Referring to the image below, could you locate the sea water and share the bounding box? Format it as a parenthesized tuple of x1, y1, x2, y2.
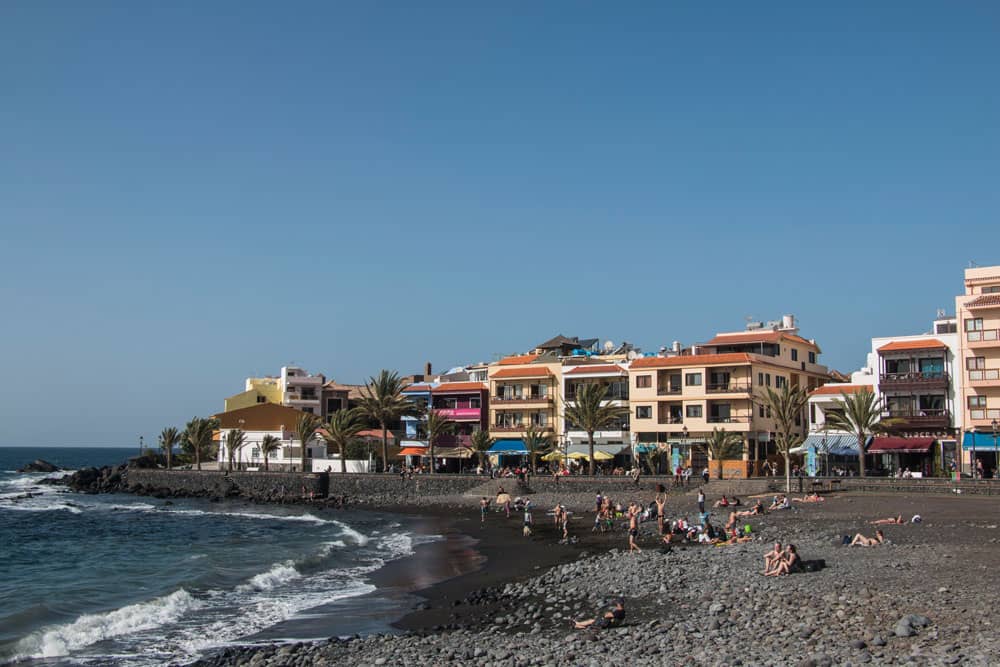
(0, 447, 445, 666)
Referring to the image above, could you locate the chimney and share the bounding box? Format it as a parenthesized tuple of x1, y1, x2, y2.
(424, 362, 432, 377)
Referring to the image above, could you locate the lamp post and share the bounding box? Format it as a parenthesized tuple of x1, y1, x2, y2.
(821, 433, 828, 477)
(139, 435, 144, 456)
(238, 419, 245, 470)
(681, 425, 689, 473)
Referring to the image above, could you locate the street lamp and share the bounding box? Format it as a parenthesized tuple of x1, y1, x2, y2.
(821, 432, 828, 477)
(139, 435, 144, 456)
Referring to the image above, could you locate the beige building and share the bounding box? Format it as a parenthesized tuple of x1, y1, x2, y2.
(487, 353, 564, 452)
(955, 265, 1000, 476)
(628, 324, 829, 476)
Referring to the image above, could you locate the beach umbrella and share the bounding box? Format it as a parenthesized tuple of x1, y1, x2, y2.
(540, 450, 565, 462)
(592, 451, 615, 461)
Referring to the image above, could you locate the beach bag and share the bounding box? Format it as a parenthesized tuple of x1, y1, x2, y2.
(802, 559, 826, 572)
(841, 535, 850, 545)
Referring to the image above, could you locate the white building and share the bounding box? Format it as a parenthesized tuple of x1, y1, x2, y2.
(214, 403, 326, 472)
(561, 362, 631, 458)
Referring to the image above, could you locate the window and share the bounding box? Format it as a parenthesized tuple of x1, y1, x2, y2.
(967, 357, 986, 370)
(775, 376, 786, 389)
(531, 412, 547, 426)
(935, 322, 957, 334)
(635, 406, 651, 419)
(685, 373, 703, 386)
(529, 383, 547, 399)
(791, 349, 798, 362)
(965, 318, 984, 332)
(759, 405, 765, 418)
(686, 404, 703, 418)
(810, 404, 817, 424)
(635, 375, 652, 388)
(969, 396, 987, 408)
(758, 372, 764, 386)
(257, 396, 267, 403)
(766, 407, 772, 418)
(302, 407, 313, 414)
(983, 286, 1000, 294)
(766, 373, 772, 387)
(808, 351, 816, 364)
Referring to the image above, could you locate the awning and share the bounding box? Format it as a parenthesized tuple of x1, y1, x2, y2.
(399, 440, 426, 449)
(397, 447, 427, 457)
(790, 434, 868, 457)
(566, 444, 627, 457)
(489, 439, 528, 454)
(962, 432, 1000, 450)
(435, 447, 473, 459)
(868, 437, 935, 455)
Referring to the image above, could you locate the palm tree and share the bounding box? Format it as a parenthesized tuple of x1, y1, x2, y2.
(562, 382, 629, 475)
(320, 409, 367, 474)
(823, 388, 898, 478)
(705, 427, 744, 480)
(259, 434, 281, 472)
(761, 385, 810, 493)
(225, 428, 246, 473)
(470, 430, 493, 470)
(425, 409, 456, 474)
(523, 422, 552, 472)
(295, 413, 323, 473)
(159, 427, 180, 470)
(356, 370, 417, 472)
(184, 417, 219, 471)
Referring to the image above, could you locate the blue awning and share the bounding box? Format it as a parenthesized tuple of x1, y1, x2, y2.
(963, 432, 1000, 450)
(489, 439, 528, 454)
(791, 434, 869, 457)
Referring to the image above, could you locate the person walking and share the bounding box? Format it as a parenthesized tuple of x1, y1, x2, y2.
(479, 497, 489, 524)
(627, 506, 642, 553)
(701, 467, 710, 484)
(697, 487, 706, 515)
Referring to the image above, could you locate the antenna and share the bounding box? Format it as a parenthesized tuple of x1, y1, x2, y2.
(936, 308, 946, 319)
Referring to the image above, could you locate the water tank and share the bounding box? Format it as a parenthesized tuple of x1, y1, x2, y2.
(782, 314, 795, 329)
(672, 341, 681, 353)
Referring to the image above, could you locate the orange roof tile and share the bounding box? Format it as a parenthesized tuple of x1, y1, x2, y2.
(402, 384, 433, 393)
(432, 382, 487, 393)
(498, 353, 540, 365)
(877, 339, 947, 352)
(809, 384, 872, 397)
(965, 294, 1000, 308)
(705, 331, 820, 351)
(492, 367, 553, 378)
(629, 353, 753, 369)
(564, 365, 627, 376)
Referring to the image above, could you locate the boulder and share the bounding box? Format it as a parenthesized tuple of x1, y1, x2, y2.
(17, 459, 60, 473)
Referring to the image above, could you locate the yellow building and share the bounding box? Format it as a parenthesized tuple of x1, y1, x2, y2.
(487, 353, 564, 457)
(628, 326, 828, 476)
(223, 377, 282, 412)
(955, 265, 1000, 476)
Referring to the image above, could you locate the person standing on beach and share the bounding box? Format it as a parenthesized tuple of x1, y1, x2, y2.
(655, 493, 666, 535)
(480, 497, 489, 523)
(697, 488, 706, 515)
(627, 505, 642, 553)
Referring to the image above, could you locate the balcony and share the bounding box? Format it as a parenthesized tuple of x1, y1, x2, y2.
(706, 415, 751, 424)
(435, 434, 473, 447)
(564, 391, 629, 402)
(966, 329, 1000, 348)
(657, 387, 682, 396)
(706, 382, 753, 394)
(968, 369, 1000, 387)
(657, 416, 684, 425)
(883, 409, 951, 430)
(491, 424, 553, 433)
(879, 371, 949, 390)
(492, 395, 553, 404)
(433, 407, 482, 420)
(969, 408, 1000, 424)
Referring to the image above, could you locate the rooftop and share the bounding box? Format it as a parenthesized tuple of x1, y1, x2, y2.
(629, 353, 754, 369)
(877, 339, 948, 352)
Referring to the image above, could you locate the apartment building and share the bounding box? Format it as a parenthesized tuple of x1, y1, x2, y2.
(628, 317, 829, 476)
(956, 265, 1000, 476)
(487, 352, 564, 457)
(562, 362, 630, 457)
(214, 402, 326, 472)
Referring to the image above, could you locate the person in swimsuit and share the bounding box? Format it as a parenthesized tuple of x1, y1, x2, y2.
(655, 493, 666, 535)
(850, 529, 885, 547)
(479, 497, 489, 524)
(574, 598, 626, 630)
(762, 542, 783, 573)
(765, 544, 800, 576)
(628, 506, 642, 553)
(869, 515, 903, 525)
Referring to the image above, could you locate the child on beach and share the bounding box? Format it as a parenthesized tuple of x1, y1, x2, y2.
(523, 504, 533, 537)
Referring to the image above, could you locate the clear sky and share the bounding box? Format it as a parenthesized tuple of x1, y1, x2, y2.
(1, 2, 998, 446)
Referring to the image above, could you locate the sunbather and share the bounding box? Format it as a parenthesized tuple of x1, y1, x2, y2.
(850, 529, 885, 547)
(574, 598, 626, 630)
(869, 514, 903, 525)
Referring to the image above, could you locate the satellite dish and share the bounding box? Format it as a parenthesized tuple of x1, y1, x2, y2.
(603, 340, 615, 352)
(627, 350, 640, 360)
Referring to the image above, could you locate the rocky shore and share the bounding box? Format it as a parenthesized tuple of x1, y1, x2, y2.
(186, 490, 1000, 667)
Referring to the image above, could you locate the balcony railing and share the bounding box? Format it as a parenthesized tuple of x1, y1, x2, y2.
(706, 415, 751, 423)
(564, 391, 629, 402)
(967, 329, 1000, 343)
(492, 395, 552, 403)
(657, 416, 684, 425)
(970, 408, 1000, 421)
(657, 387, 682, 396)
(968, 370, 1000, 382)
(706, 382, 753, 393)
(433, 407, 482, 420)
(492, 424, 552, 432)
(883, 409, 951, 427)
(880, 372, 949, 385)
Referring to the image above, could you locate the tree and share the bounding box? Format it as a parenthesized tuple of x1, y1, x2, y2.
(357, 370, 416, 472)
(159, 427, 180, 470)
(295, 413, 323, 473)
(523, 422, 552, 472)
(823, 388, 898, 478)
(470, 430, 493, 470)
(760, 385, 810, 493)
(425, 409, 455, 474)
(642, 445, 667, 475)
(224, 428, 246, 473)
(320, 409, 367, 474)
(705, 427, 744, 480)
(183, 417, 219, 471)
(562, 382, 629, 475)
(259, 434, 281, 472)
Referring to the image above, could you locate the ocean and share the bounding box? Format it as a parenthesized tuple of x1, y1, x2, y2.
(0, 447, 470, 666)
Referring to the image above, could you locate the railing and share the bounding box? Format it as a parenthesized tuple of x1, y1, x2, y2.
(285, 394, 319, 402)
(433, 408, 482, 420)
(492, 424, 552, 432)
(968, 369, 1000, 382)
(706, 382, 753, 393)
(657, 416, 684, 425)
(565, 392, 629, 402)
(492, 395, 552, 403)
(967, 329, 1000, 343)
(657, 387, 682, 396)
(884, 408, 949, 418)
(970, 408, 1000, 421)
(880, 372, 949, 384)
(706, 415, 751, 423)
(435, 434, 473, 447)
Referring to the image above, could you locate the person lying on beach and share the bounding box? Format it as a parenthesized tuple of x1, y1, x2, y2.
(869, 514, 903, 525)
(768, 495, 791, 511)
(713, 495, 730, 508)
(794, 493, 825, 503)
(764, 544, 801, 576)
(850, 530, 885, 547)
(574, 598, 626, 630)
(762, 542, 783, 573)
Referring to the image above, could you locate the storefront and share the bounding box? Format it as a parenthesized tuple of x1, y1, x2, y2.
(867, 437, 937, 477)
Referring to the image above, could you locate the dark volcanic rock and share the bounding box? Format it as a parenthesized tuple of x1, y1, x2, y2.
(46, 464, 130, 493)
(17, 459, 60, 473)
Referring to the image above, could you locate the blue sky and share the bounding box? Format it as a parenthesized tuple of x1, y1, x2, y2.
(1, 2, 998, 446)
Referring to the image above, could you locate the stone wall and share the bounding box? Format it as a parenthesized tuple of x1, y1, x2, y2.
(127, 469, 328, 501)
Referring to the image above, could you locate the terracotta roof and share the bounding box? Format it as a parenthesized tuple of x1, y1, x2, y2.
(498, 353, 540, 365)
(492, 366, 553, 378)
(704, 331, 820, 351)
(966, 294, 1000, 308)
(629, 353, 754, 369)
(564, 365, 627, 376)
(213, 402, 315, 430)
(432, 382, 488, 393)
(356, 429, 394, 440)
(810, 384, 871, 397)
(402, 384, 434, 393)
(877, 339, 947, 352)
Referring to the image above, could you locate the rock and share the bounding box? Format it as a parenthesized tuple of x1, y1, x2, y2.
(893, 620, 917, 638)
(709, 603, 726, 615)
(850, 639, 867, 649)
(18, 459, 60, 473)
